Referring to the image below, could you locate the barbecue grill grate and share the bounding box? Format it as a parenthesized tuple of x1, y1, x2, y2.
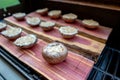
(0, 46, 47, 80)
(88, 46, 120, 80)
(1, 45, 120, 80)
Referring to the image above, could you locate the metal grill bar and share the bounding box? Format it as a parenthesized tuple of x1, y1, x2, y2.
(93, 71, 104, 80)
(107, 52, 119, 75)
(113, 52, 120, 76)
(0, 49, 33, 80)
(87, 46, 120, 80)
(0, 73, 6, 80)
(92, 70, 98, 80)
(116, 59, 120, 78)
(0, 46, 47, 80)
(105, 50, 114, 73)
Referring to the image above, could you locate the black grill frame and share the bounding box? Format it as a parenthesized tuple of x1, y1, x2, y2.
(0, 46, 47, 80)
(88, 46, 120, 80)
(1, 0, 120, 80)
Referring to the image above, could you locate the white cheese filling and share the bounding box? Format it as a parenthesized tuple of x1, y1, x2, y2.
(40, 21, 55, 27)
(59, 26, 78, 35)
(36, 8, 48, 13)
(43, 42, 67, 57)
(26, 17, 41, 25)
(1, 27, 22, 37)
(14, 34, 37, 46)
(13, 12, 26, 18)
(0, 22, 7, 29)
(82, 19, 99, 26)
(62, 13, 77, 19)
(48, 10, 61, 16)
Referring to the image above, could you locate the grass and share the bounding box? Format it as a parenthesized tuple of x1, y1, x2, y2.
(0, 0, 20, 11)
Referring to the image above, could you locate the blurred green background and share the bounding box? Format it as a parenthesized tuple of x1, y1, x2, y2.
(0, 0, 20, 11)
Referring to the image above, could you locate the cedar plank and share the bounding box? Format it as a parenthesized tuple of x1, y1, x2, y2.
(20, 39, 94, 80)
(28, 12, 112, 43)
(4, 17, 105, 57)
(0, 32, 94, 80)
(0, 35, 25, 58)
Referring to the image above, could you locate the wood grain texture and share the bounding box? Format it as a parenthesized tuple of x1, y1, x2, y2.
(0, 33, 94, 80)
(27, 12, 112, 43)
(4, 16, 105, 58)
(0, 35, 25, 58)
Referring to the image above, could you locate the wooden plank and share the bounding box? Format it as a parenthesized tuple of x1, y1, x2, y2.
(4, 13, 112, 43)
(0, 35, 25, 58)
(27, 12, 112, 43)
(0, 33, 94, 80)
(4, 17, 105, 61)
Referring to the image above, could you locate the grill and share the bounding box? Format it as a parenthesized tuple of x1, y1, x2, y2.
(88, 46, 120, 80)
(0, 46, 46, 80)
(1, 45, 120, 80)
(0, 73, 6, 80)
(0, 0, 120, 80)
